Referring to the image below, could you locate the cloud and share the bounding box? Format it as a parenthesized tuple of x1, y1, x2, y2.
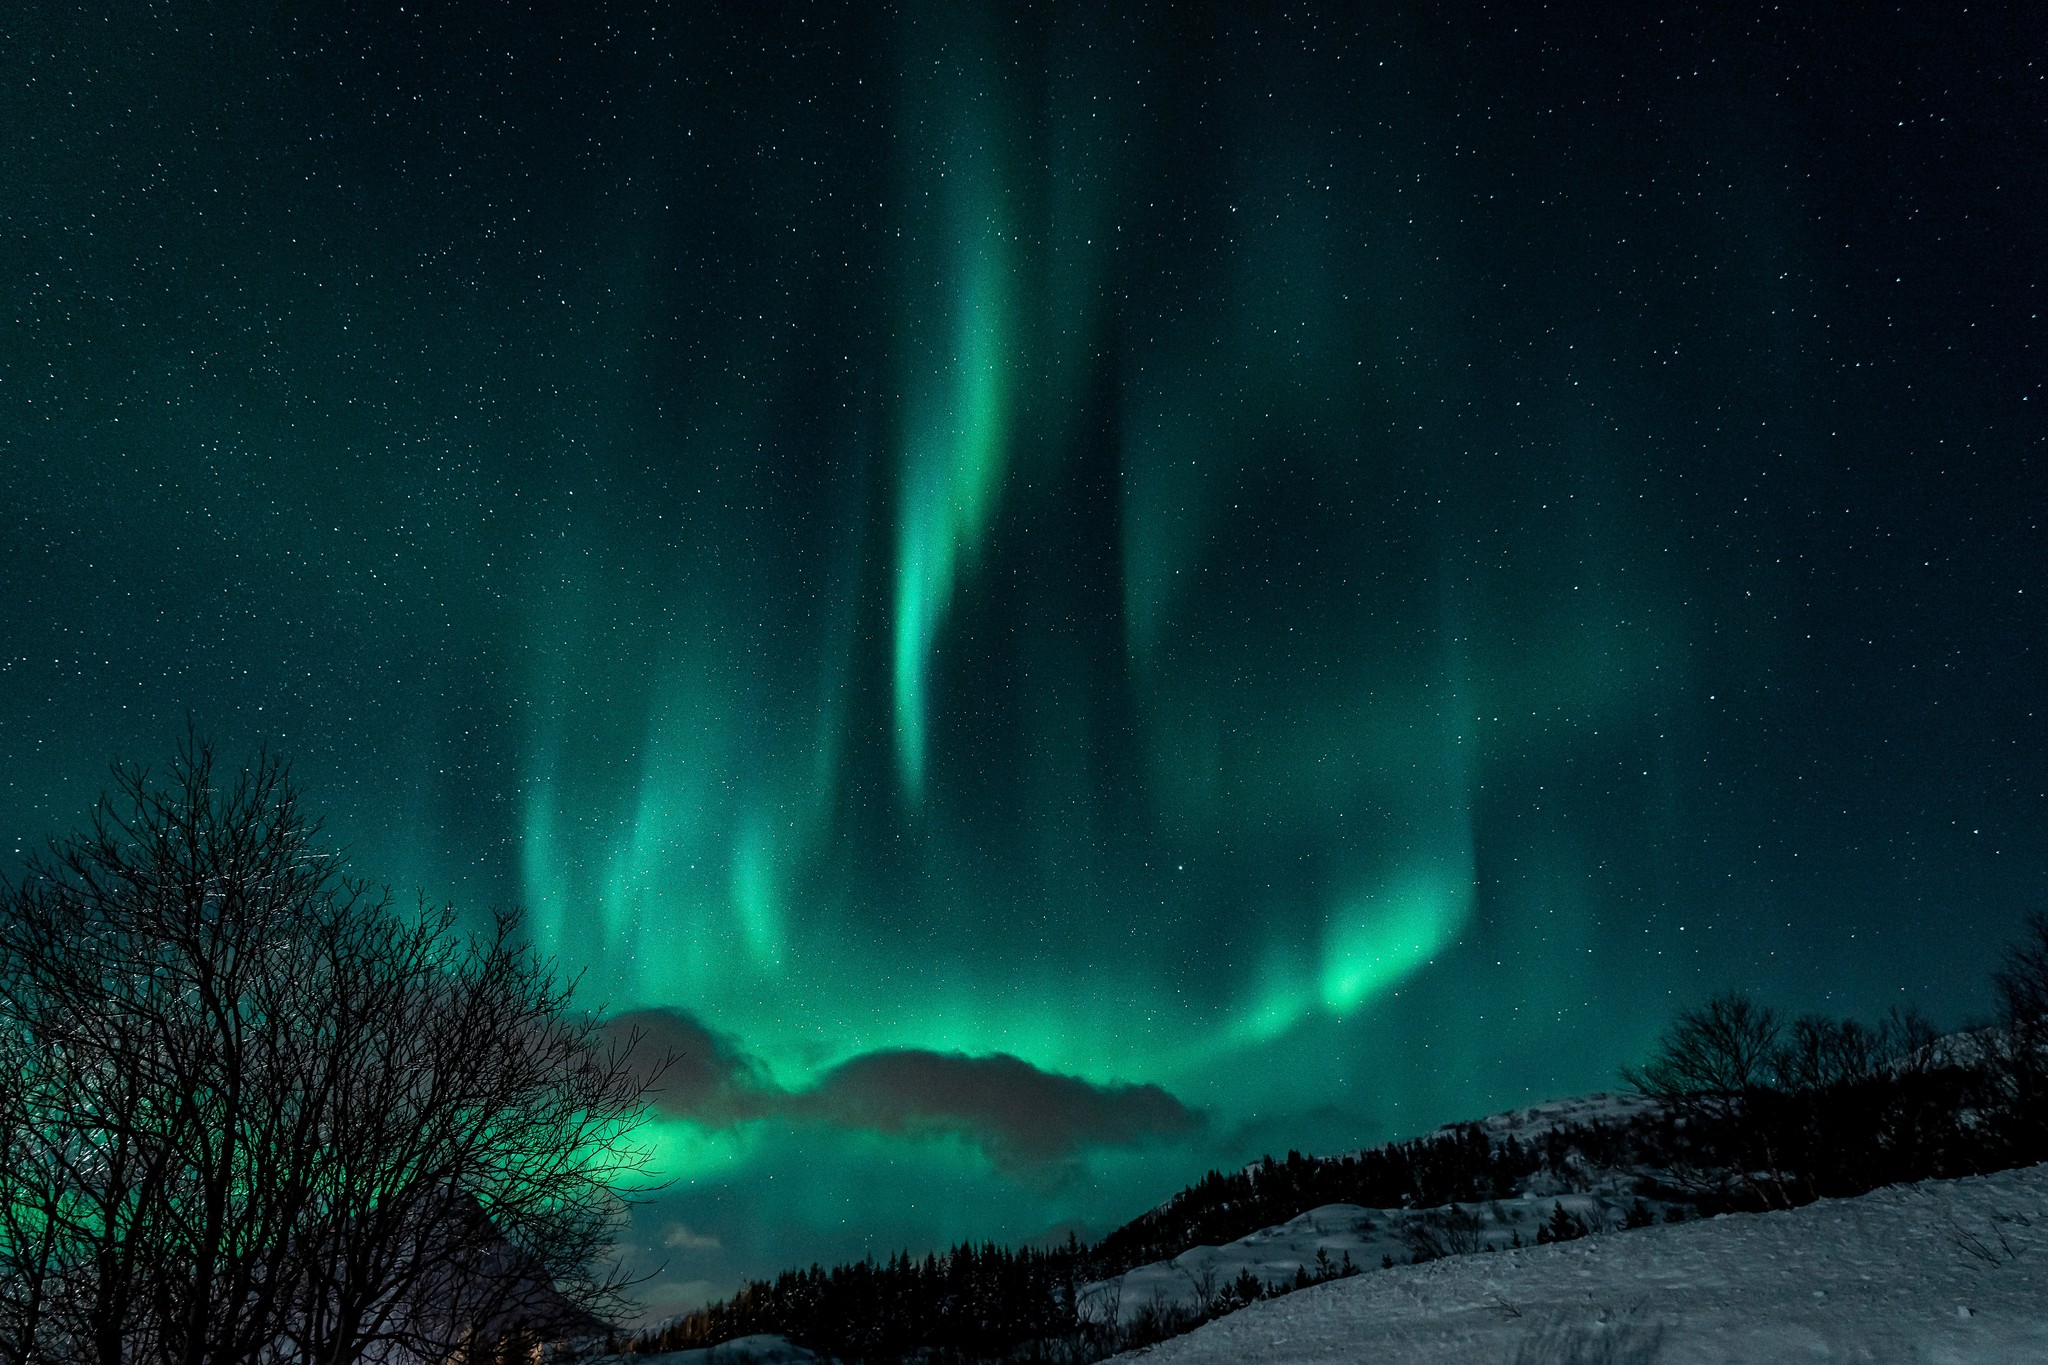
(607, 1007, 1204, 1170)
(799, 1048, 1204, 1168)
(604, 1007, 779, 1125)
(661, 1222, 723, 1253)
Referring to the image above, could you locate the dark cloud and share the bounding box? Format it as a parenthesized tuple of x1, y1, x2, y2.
(799, 1049, 1205, 1168)
(604, 1007, 779, 1125)
(607, 1008, 1204, 1169)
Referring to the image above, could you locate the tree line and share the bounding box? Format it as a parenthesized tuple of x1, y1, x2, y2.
(625, 1119, 1694, 1363)
(633, 916, 2048, 1364)
(1617, 917, 2048, 1207)
(622, 1231, 1370, 1364)
(631, 1241, 1093, 1363)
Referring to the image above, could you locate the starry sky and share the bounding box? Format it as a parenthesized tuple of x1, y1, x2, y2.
(3, 0, 2044, 1319)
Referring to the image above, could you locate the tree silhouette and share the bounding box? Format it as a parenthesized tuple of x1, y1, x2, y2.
(1989, 911, 2048, 1156)
(1623, 992, 1782, 1099)
(0, 741, 666, 1365)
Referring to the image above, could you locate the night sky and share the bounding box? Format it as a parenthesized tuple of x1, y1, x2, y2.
(4, 0, 2045, 1318)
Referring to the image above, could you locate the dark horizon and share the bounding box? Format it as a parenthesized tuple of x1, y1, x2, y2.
(4, 0, 2043, 1318)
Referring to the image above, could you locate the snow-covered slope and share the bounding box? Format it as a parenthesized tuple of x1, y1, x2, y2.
(1086, 1186, 1656, 1325)
(1086, 1092, 1680, 1322)
(1427, 1091, 1667, 1146)
(607, 1334, 817, 1365)
(1109, 1163, 2048, 1364)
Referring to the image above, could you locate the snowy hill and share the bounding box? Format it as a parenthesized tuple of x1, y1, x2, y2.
(1424, 1091, 1668, 1146)
(1107, 1163, 2048, 1364)
(1085, 1188, 1650, 1326)
(618, 1335, 818, 1365)
(1084, 1093, 1682, 1324)
(623, 1068, 2041, 1363)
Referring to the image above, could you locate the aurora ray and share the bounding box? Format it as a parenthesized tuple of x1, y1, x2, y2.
(2, 0, 2041, 1323)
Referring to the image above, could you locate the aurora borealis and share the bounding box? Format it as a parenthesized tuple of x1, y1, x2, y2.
(4, 0, 2045, 1319)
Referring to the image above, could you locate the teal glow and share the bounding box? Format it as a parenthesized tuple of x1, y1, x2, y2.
(13, 0, 2029, 1321)
(729, 810, 786, 968)
(890, 23, 1018, 804)
(643, 1117, 765, 1184)
(1321, 863, 1475, 1014)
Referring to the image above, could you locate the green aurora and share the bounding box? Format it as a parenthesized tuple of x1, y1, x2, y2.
(4, 0, 2043, 1318)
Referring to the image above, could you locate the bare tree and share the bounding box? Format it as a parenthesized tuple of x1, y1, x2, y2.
(283, 904, 660, 1365)
(1774, 1010, 1934, 1093)
(1402, 1204, 1487, 1263)
(0, 742, 667, 1365)
(1621, 991, 1795, 1207)
(1622, 992, 1782, 1099)
(1988, 911, 2048, 1156)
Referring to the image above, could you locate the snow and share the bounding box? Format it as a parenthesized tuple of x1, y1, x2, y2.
(1431, 1091, 1668, 1145)
(1106, 1163, 2048, 1364)
(1086, 1092, 1681, 1323)
(1086, 1187, 1655, 1325)
(612, 1336, 816, 1365)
